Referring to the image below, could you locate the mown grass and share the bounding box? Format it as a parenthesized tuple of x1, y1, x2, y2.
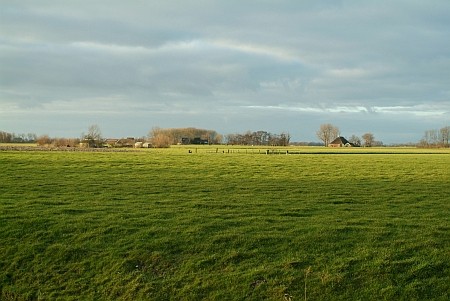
(0, 148, 449, 300)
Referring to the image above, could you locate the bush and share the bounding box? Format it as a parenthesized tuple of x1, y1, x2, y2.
(151, 134, 171, 148)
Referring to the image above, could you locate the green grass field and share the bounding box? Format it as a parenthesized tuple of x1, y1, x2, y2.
(1, 147, 449, 300)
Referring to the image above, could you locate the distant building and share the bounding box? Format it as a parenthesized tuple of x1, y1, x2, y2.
(104, 138, 136, 148)
(192, 137, 209, 145)
(329, 136, 357, 147)
(181, 137, 209, 145)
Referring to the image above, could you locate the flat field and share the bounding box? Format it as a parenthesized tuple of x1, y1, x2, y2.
(0, 147, 449, 300)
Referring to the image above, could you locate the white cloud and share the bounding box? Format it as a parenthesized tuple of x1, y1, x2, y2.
(70, 41, 151, 55)
(69, 38, 302, 64)
(372, 104, 449, 116)
(210, 39, 301, 63)
(244, 103, 449, 117)
(327, 68, 369, 78)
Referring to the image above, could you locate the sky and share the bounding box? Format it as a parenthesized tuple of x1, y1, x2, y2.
(1, 0, 449, 143)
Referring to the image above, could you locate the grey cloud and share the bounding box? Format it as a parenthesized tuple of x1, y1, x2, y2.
(1, 1, 449, 143)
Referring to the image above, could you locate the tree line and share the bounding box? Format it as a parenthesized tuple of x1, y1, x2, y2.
(2, 123, 449, 148)
(148, 128, 291, 147)
(148, 127, 223, 148)
(0, 131, 37, 143)
(225, 131, 291, 146)
(418, 126, 450, 148)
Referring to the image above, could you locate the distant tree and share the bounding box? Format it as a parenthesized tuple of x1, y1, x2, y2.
(148, 127, 170, 148)
(148, 127, 171, 148)
(279, 132, 291, 146)
(316, 124, 340, 147)
(420, 129, 438, 147)
(429, 129, 439, 146)
(251, 131, 268, 145)
(36, 135, 52, 146)
(373, 140, 384, 147)
(0, 131, 13, 143)
(53, 138, 80, 147)
(362, 132, 375, 147)
(83, 124, 103, 147)
(215, 133, 224, 144)
(152, 134, 171, 148)
(0, 131, 37, 143)
(225, 134, 235, 145)
(11, 133, 23, 143)
(348, 135, 361, 146)
(36, 135, 80, 147)
(419, 126, 450, 148)
(266, 132, 291, 146)
(27, 133, 37, 142)
(440, 126, 450, 147)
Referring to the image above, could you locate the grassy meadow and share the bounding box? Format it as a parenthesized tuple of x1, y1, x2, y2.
(0, 147, 449, 300)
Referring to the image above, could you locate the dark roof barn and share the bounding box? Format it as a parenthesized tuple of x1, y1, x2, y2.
(329, 136, 354, 147)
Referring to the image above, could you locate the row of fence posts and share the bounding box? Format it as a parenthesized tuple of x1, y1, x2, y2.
(189, 148, 290, 154)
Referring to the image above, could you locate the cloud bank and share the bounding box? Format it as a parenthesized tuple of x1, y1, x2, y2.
(1, 0, 449, 143)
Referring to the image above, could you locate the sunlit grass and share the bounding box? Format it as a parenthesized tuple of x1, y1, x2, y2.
(0, 148, 449, 300)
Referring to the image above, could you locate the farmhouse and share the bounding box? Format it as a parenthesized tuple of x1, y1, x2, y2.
(181, 137, 209, 145)
(104, 139, 119, 147)
(329, 136, 356, 147)
(134, 142, 152, 148)
(104, 138, 136, 148)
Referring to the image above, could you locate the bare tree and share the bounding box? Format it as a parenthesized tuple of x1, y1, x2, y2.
(421, 129, 436, 147)
(440, 126, 450, 147)
(152, 134, 171, 148)
(279, 132, 291, 146)
(84, 124, 103, 147)
(362, 132, 375, 147)
(36, 135, 52, 146)
(316, 124, 340, 146)
(348, 135, 361, 146)
(148, 127, 171, 148)
(419, 127, 450, 148)
(0, 131, 13, 143)
(27, 133, 37, 142)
